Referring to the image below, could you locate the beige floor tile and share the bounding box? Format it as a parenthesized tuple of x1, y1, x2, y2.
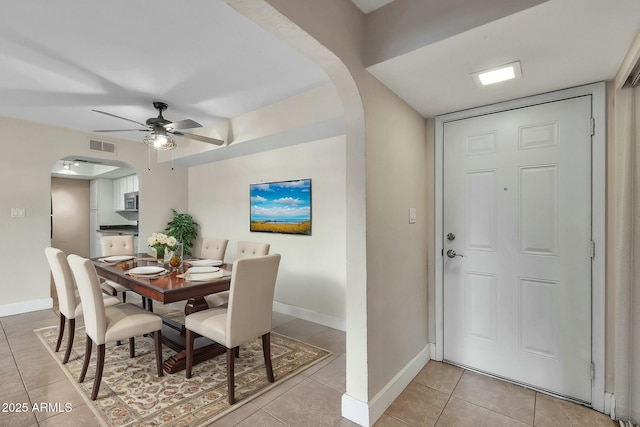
(37, 403, 101, 427)
(209, 402, 262, 427)
(453, 371, 535, 424)
(18, 357, 68, 391)
(1, 309, 58, 327)
(534, 393, 617, 427)
(0, 390, 38, 427)
(263, 378, 344, 427)
(437, 396, 529, 427)
(0, 369, 27, 400)
(310, 353, 346, 393)
(252, 373, 306, 408)
(272, 312, 297, 328)
(304, 327, 346, 355)
(413, 361, 464, 395)
(385, 381, 449, 427)
(273, 318, 329, 341)
(374, 414, 412, 426)
(27, 377, 86, 421)
(336, 416, 368, 426)
(235, 408, 288, 426)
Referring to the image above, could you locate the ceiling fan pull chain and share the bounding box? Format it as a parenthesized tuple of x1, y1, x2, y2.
(148, 145, 151, 171)
(171, 150, 174, 171)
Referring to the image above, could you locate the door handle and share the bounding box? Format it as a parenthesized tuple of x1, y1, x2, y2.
(446, 249, 464, 258)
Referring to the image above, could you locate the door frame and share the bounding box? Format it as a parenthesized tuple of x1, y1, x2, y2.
(434, 82, 606, 411)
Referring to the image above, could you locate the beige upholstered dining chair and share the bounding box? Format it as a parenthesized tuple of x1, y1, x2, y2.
(185, 254, 281, 404)
(204, 240, 270, 308)
(67, 254, 164, 400)
(200, 238, 229, 260)
(100, 235, 136, 304)
(45, 247, 120, 364)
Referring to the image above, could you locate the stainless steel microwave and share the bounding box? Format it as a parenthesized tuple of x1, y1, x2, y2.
(124, 192, 138, 210)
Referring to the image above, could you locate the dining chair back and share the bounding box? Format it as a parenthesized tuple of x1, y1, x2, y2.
(205, 240, 270, 309)
(200, 238, 229, 260)
(67, 254, 164, 400)
(100, 235, 135, 256)
(186, 254, 281, 404)
(44, 247, 119, 364)
(235, 241, 270, 260)
(99, 235, 139, 306)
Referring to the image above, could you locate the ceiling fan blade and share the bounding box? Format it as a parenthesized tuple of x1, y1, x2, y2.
(174, 131, 225, 146)
(164, 118, 202, 130)
(92, 109, 149, 128)
(94, 129, 149, 132)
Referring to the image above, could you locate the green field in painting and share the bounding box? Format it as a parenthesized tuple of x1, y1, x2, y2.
(250, 221, 311, 235)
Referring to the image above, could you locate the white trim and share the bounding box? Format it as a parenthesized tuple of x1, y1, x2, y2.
(605, 392, 615, 418)
(0, 298, 53, 317)
(429, 342, 437, 360)
(341, 344, 431, 426)
(341, 394, 370, 427)
(272, 300, 345, 331)
(434, 82, 606, 411)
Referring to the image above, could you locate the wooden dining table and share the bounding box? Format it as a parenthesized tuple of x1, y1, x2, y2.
(92, 255, 231, 374)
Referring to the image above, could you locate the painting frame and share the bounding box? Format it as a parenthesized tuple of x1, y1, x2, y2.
(250, 179, 312, 235)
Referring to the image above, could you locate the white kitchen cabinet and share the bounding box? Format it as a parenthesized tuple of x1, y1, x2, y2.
(112, 178, 122, 211)
(133, 174, 139, 192)
(91, 178, 131, 257)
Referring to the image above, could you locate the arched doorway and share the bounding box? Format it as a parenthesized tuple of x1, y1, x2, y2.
(50, 155, 138, 299)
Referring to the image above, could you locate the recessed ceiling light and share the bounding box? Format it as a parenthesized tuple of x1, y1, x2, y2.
(472, 61, 522, 87)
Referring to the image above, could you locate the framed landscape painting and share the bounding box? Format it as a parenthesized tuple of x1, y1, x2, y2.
(250, 179, 312, 235)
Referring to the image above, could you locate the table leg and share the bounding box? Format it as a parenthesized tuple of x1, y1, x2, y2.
(161, 296, 223, 374)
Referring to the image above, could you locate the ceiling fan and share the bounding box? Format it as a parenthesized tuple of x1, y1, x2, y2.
(92, 101, 224, 150)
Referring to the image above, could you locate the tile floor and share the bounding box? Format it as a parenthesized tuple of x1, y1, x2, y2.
(0, 298, 618, 427)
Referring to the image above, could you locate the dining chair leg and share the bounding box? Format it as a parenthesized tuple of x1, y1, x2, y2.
(262, 333, 274, 383)
(129, 337, 135, 358)
(154, 330, 164, 377)
(62, 318, 75, 364)
(122, 292, 127, 303)
(91, 344, 106, 400)
(79, 336, 93, 383)
(227, 347, 237, 405)
(185, 329, 194, 379)
(235, 347, 240, 358)
(142, 297, 147, 310)
(55, 314, 66, 352)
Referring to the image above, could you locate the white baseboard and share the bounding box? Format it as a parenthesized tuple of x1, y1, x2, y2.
(606, 392, 615, 419)
(0, 298, 53, 317)
(272, 301, 345, 331)
(342, 343, 431, 426)
(429, 342, 437, 360)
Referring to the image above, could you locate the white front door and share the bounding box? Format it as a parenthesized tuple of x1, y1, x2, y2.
(443, 96, 592, 402)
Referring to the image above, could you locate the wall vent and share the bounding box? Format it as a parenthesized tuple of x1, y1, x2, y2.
(89, 139, 116, 154)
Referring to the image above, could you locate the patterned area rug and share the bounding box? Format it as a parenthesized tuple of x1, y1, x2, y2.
(35, 325, 331, 426)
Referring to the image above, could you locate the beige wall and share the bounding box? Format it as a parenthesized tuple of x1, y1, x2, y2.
(0, 116, 187, 315)
(234, 0, 431, 411)
(189, 136, 347, 324)
(51, 177, 90, 257)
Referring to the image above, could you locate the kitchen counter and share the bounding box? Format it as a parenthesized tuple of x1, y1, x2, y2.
(98, 225, 138, 236)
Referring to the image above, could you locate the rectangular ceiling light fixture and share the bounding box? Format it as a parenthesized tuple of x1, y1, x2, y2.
(472, 61, 522, 87)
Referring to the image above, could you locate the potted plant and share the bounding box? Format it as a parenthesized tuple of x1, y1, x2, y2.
(165, 209, 198, 255)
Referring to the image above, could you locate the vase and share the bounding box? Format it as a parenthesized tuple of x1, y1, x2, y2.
(169, 242, 183, 271)
(156, 247, 165, 266)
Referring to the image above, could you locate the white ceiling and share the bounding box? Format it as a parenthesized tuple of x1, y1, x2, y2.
(0, 1, 329, 146)
(2, 0, 640, 162)
(366, 0, 640, 117)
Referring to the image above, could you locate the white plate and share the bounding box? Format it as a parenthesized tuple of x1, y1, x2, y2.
(188, 266, 220, 274)
(187, 272, 222, 281)
(188, 259, 223, 267)
(103, 255, 134, 263)
(127, 266, 165, 275)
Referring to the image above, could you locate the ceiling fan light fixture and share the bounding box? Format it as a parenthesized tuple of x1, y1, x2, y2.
(143, 133, 177, 151)
(472, 61, 522, 87)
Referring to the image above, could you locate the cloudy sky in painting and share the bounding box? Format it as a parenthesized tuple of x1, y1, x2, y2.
(250, 179, 311, 221)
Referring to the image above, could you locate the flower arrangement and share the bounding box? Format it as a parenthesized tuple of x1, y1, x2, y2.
(148, 232, 177, 260)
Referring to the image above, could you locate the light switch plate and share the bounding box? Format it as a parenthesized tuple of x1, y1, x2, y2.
(409, 207, 416, 224)
(10, 207, 26, 218)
